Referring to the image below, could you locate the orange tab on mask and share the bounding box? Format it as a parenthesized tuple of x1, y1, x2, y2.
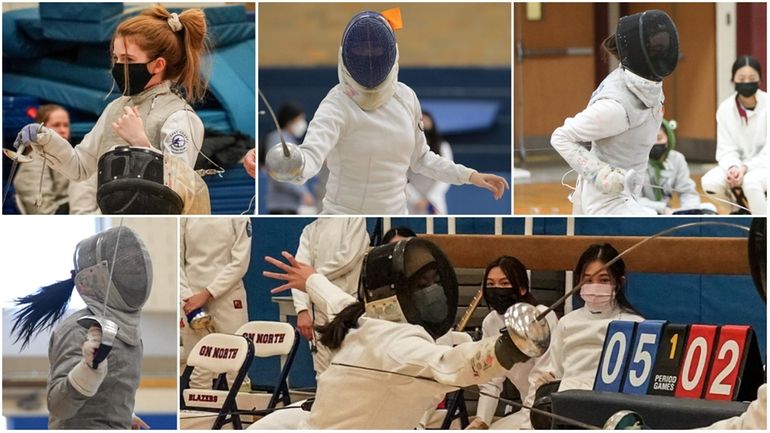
(380, 8, 403, 30)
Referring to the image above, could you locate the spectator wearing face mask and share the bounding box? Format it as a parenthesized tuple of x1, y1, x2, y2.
(701, 55, 767, 215)
(466, 256, 559, 430)
(639, 119, 712, 214)
(526, 244, 643, 400)
(407, 111, 455, 214)
(261, 102, 315, 214)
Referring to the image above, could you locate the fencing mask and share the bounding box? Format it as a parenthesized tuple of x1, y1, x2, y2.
(11, 226, 152, 351)
(341, 11, 398, 89)
(360, 238, 458, 339)
(616, 9, 679, 81)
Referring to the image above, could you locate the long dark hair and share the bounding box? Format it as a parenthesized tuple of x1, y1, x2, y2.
(602, 33, 619, 63)
(573, 243, 637, 314)
(482, 256, 537, 306)
(11, 273, 76, 349)
(422, 110, 443, 155)
(315, 301, 365, 350)
(731, 55, 762, 82)
(381, 226, 417, 245)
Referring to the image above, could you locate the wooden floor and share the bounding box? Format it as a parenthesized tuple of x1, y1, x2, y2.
(514, 174, 732, 215)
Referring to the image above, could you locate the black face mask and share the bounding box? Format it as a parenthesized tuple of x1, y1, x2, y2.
(649, 143, 667, 161)
(735, 82, 760, 98)
(112, 62, 155, 96)
(485, 286, 519, 315)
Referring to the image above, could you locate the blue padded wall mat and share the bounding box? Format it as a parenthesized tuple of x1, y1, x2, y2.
(209, 39, 255, 137)
(39, 2, 124, 21)
(4, 73, 115, 114)
(8, 58, 115, 91)
(3, 8, 72, 58)
(204, 163, 255, 215)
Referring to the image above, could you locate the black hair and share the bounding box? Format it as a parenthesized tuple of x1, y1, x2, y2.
(11, 273, 76, 349)
(421, 110, 443, 155)
(573, 243, 637, 314)
(276, 102, 305, 128)
(482, 255, 537, 305)
(731, 55, 762, 81)
(381, 226, 417, 245)
(315, 301, 365, 350)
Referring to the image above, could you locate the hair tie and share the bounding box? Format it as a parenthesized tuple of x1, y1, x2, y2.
(167, 13, 182, 32)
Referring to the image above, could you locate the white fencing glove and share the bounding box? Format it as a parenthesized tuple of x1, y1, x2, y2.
(67, 325, 108, 397)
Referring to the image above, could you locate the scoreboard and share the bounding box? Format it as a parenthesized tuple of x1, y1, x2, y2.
(594, 321, 763, 402)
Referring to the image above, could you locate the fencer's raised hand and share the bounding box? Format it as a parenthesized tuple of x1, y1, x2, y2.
(131, 413, 150, 430)
(296, 310, 314, 341)
(243, 148, 257, 178)
(14, 123, 42, 149)
(67, 325, 108, 397)
(112, 106, 151, 148)
(594, 165, 626, 195)
(83, 325, 103, 368)
(182, 290, 212, 315)
(263, 251, 316, 294)
(469, 172, 509, 200)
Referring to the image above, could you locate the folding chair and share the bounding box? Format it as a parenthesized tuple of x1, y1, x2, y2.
(235, 321, 300, 416)
(179, 333, 254, 430)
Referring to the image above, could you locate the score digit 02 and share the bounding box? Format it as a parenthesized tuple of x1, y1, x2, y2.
(594, 321, 763, 401)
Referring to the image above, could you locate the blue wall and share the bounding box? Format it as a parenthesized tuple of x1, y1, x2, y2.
(244, 217, 766, 390)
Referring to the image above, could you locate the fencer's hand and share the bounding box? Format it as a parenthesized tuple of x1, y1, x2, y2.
(14, 123, 42, 149)
(132, 413, 150, 430)
(182, 290, 212, 315)
(469, 172, 509, 200)
(465, 418, 489, 430)
(82, 326, 103, 369)
(263, 251, 316, 293)
(112, 106, 152, 148)
(532, 371, 557, 390)
(594, 165, 625, 195)
(726, 165, 747, 187)
(296, 310, 314, 341)
(243, 149, 257, 178)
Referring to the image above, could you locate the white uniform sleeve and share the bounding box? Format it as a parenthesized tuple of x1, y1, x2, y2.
(409, 96, 475, 185)
(702, 384, 766, 429)
(715, 105, 744, 171)
(475, 314, 506, 424)
(316, 217, 369, 283)
(292, 225, 314, 314)
(551, 99, 629, 180)
(386, 334, 508, 390)
(424, 142, 454, 207)
(745, 141, 768, 172)
(670, 153, 701, 210)
(294, 94, 347, 184)
(305, 273, 358, 318)
(161, 110, 204, 168)
(205, 218, 251, 299)
(33, 105, 112, 182)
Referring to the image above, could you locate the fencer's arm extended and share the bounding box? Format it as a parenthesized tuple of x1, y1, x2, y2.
(701, 384, 766, 429)
(205, 218, 252, 299)
(714, 108, 745, 172)
(291, 95, 347, 184)
(551, 99, 629, 181)
(30, 110, 112, 182)
(47, 325, 106, 419)
(315, 218, 369, 282)
(409, 98, 475, 185)
(387, 333, 522, 392)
